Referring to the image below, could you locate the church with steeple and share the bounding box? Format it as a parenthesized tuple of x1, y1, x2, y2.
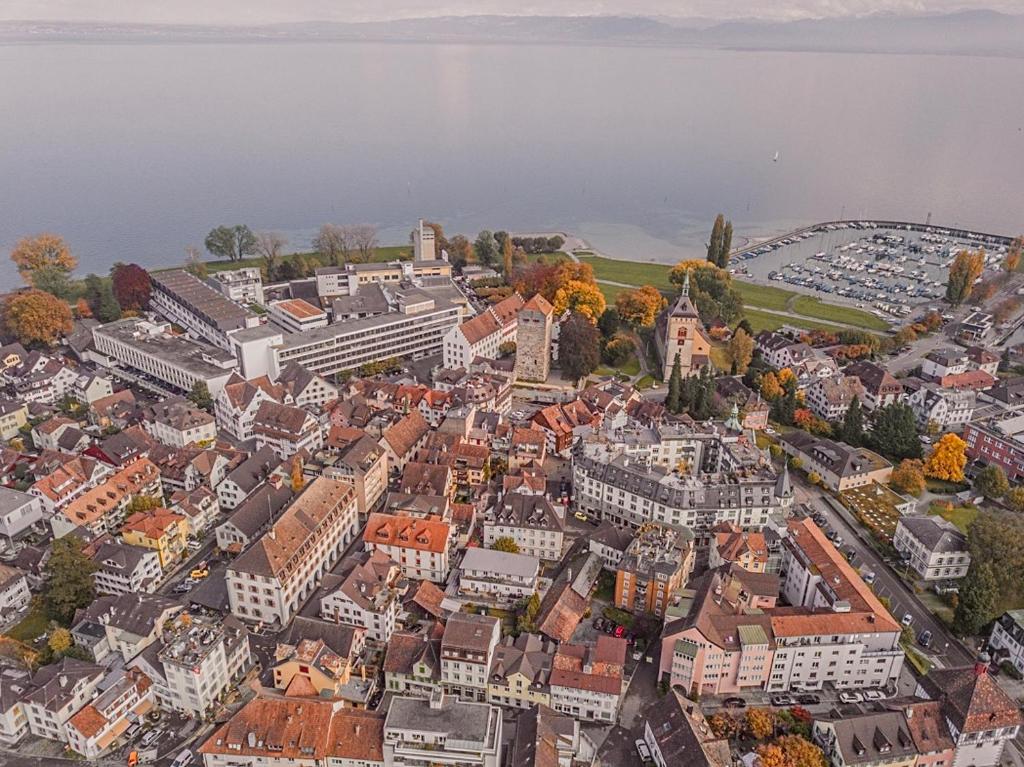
(660, 272, 712, 380)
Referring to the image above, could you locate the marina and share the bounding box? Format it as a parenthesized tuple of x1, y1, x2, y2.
(730, 220, 1015, 323)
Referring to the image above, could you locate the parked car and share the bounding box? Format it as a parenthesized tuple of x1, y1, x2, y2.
(769, 694, 793, 707)
(918, 630, 933, 649)
(838, 691, 864, 704)
(635, 739, 652, 762)
(845, 548, 857, 562)
(140, 729, 163, 748)
(722, 697, 747, 709)
(863, 689, 885, 701)
(172, 582, 192, 594)
(796, 694, 821, 706)
(574, 512, 589, 523)
(614, 626, 626, 638)
(862, 571, 876, 585)
(901, 613, 914, 627)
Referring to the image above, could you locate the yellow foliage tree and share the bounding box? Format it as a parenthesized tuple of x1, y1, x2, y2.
(48, 627, 72, 655)
(776, 368, 796, 387)
(924, 433, 968, 482)
(945, 249, 986, 305)
(2, 289, 73, 346)
(10, 233, 77, 286)
(891, 458, 926, 496)
(745, 707, 775, 739)
(778, 735, 827, 767)
(1005, 236, 1021, 272)
(553, 280, 606, 324)
(756, 744, 788, 767)
(728, 328, 755, 374)
(291, 456, 305, 492)
(615, 285, 665, 328)
(760, 371, 782, 400)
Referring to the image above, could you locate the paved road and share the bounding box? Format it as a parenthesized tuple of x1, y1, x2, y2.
(795, 481, 974, 668)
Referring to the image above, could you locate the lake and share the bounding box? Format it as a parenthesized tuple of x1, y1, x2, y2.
(1, 41, 1022, 283)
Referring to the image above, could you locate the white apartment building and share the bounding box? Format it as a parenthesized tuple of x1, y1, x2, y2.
(21, 659, 106, 744)
(227, 477, 359, 625)
(142, 396, 217, 447)
(65, 669, 152, 760)
(275, 287, 461, 377)
(384, 693, 502, 767)
(440, 613, 501, 703)
(482, 492, 564, 561)
(363, 513, 452, 583)
(214, 373, 287, 443)
(208, 267, 264, 305)
(906, 383, 976, 429)
(442, 294, 523, 370)
(0, 487, 45, 543)
(252, 400, 323, 459)
(893, 516, 971, 581)
(805, 375, 865, 421)
(0, 677, 31, 746)
(150, 268, 260, 351)
(91, 318, 237, 398)
(91, 543, 162, 596)
(458, 548, 539, 607)
(314, 259, 453, 298)
(267, 298, 329, 334)
(0, 565, 30, 614)
(319, 550, 402, 642)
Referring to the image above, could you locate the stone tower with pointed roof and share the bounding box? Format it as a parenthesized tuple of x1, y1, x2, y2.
(661, 272, 712, 380)
(515, 294, 554, 383)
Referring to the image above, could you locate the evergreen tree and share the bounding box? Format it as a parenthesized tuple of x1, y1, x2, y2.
(43, 537, 96, 624)
(869, 403, 922, 460)
(771, 379, 798, 425)
(841, 396, 864, 446)
(720, 221, 733, 269)
(188, 381, 213, 411)
(666, 354, 683, 413)
(707, 214, 725, 265)
(953, 562, 998, 636)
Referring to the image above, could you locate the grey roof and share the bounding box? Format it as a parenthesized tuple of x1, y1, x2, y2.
(589, 521, 634, 553)
(828, 711, 917, 766)
(331, 283, 390, 318)
(94, 319, 237, 377)
(151, 269, 255, 332)
(644, 691, 730, 767)
(24, 658, 105, 712)
(488, 493, 563, 532)
(280, 616, 361, 659)
(384, 694, 495, 745)
(223, 446, 284, 495)
(0, 487, 37, 518)
(93, 542, 155, 574)
(223, 482, 295, 539)
(187, 570, 230, 612)
(898, 515, 968, 554)
(75, 593, 181, 639)
(460, 547, 539, 579)
(144, 396, 214, 432)
(781, 431, 891, 479)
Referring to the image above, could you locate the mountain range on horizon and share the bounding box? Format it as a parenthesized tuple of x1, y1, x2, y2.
(2, 9, 1023, 58)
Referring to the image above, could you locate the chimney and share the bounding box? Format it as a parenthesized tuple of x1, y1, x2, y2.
(975, 652, 991, 677)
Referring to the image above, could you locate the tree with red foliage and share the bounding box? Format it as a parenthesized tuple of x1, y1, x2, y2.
(110, 263, 152, 311)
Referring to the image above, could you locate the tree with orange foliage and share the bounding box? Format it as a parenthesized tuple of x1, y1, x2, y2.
(760, 371, 783, 400)
(776, 368, 796, 387)
(556, 260, 596, 285)
(891, 458, 926, 496)
(708, 712, 742, 740)
(924, 433, 968, 482)
(1005, 236, 1022, 272)
(615, 285, 666, 328)
(291, 456, 305, 492)
(745, 707, 776, 739)
(945, 249, 986, 305)
(75, 297, 92, 319)
(756, 743, 788, 767)
(553, 280, 606, 324)
(728, 328, 755, 374)
(10, 233, 78, 286)
(777, 735, 827, 767)
(3, 289, 73, 346)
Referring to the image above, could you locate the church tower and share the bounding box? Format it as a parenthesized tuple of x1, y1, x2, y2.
(661, 272, 712, 380)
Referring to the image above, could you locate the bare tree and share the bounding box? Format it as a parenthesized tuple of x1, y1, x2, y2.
(313, 224, 349, 266)
(255, 231, 288, 281)
(183, 245, 206, 278)
(351, 224, 378, 264)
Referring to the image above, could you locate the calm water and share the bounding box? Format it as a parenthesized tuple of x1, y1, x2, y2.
(1, 41, 1022, 283)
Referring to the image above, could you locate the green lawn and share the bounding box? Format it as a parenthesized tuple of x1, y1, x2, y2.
(597, 283, 630, 304)
(524, 251, 570, 264)
(577, 256, 673, 290)
(742, 308, 849, 335)
(7, 604, 49, 642)
(635, 375, 656, 390)
(790, 295, 891, 331)
(734, 281, 795, 312)
(928, 501, 978, 534)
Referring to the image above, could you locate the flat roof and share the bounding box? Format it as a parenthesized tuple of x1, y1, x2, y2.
(273, 299, 326, 320)
(151, 269, 255, 331)
(95, 319, 235, 378)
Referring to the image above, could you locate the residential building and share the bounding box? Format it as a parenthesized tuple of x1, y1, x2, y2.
(149, 268, 260, 351)
(199, 697, 385, 767)
(383, 627, 443, 698)
(320, 426, 388, 516)
(71, 373, 113, 406)
(253, 400, 323, 459)
(21, 658, 105, 744)
(443, 294, 524, 370)
(226, 477, 359, 625)
(215, 445, 284, 511)
(87, 390, 136, 431)
(214, 372, 287, 443)
(531, 399, 599, 456)
(709, 522, 769, 573)
(207, 266, 264, 305)
(169, 486, 219, 536)
(549, 636, 626, 723)
(905, 381, 976, 429)
(441, 613, 501, 702)
(514, 294, 554, 383)
(214, 481, 294, 554)
(813, 710, 918, 767)
(844, 360, 904, 411)
(319, 550, 404, 642)
(32, 416, 77, 452)
(779, 432, 892, 492)
(486, 634, 554, 710)
(915, 664, 1022, 767)
(989, 610, 1024, 676)
(92, 318, 237, 397)
(893, 516, 971, 581)
(588, 521, 634, 571)
(659, 276, 712, 379)
(363, 513, 452, 583)
(91, 542, 162, 596)
(0, 400, 28, 440)
(52, 457, 162, 538)
(64, 669, 152, 760)
(132, 611, 250, 718)
(805, 375, 866, 421)
(0, 675, 32, 746)
(384, 692, 502, 767)
(277, 361, 338, 410)
(642, 690, 731, 767)
(74, 592, 183, 663)
(614, 523, 692, 618)
(714, 377, 770, 430)
(921, 349, 969, 380)
(965, 415, 1024, 481)
(0, 487, 44, 544)
(0, 565, 30, 615)
(142, 396, 217, 447)
(482, 492, 564, 561)
(458, 547, 540, 607)
(268, 298, 329, 334)
(121, 507, 188, 570)
(379, 410, 430, 472)
(755, 331, 815, 371)
(272, 623, 370, 704)
(966, 345, 1000, 376)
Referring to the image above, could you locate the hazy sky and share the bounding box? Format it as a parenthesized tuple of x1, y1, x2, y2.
(0, 0, 1019, 24)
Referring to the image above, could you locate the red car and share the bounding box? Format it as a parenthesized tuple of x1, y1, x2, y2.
(614, 626, 626, 638)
